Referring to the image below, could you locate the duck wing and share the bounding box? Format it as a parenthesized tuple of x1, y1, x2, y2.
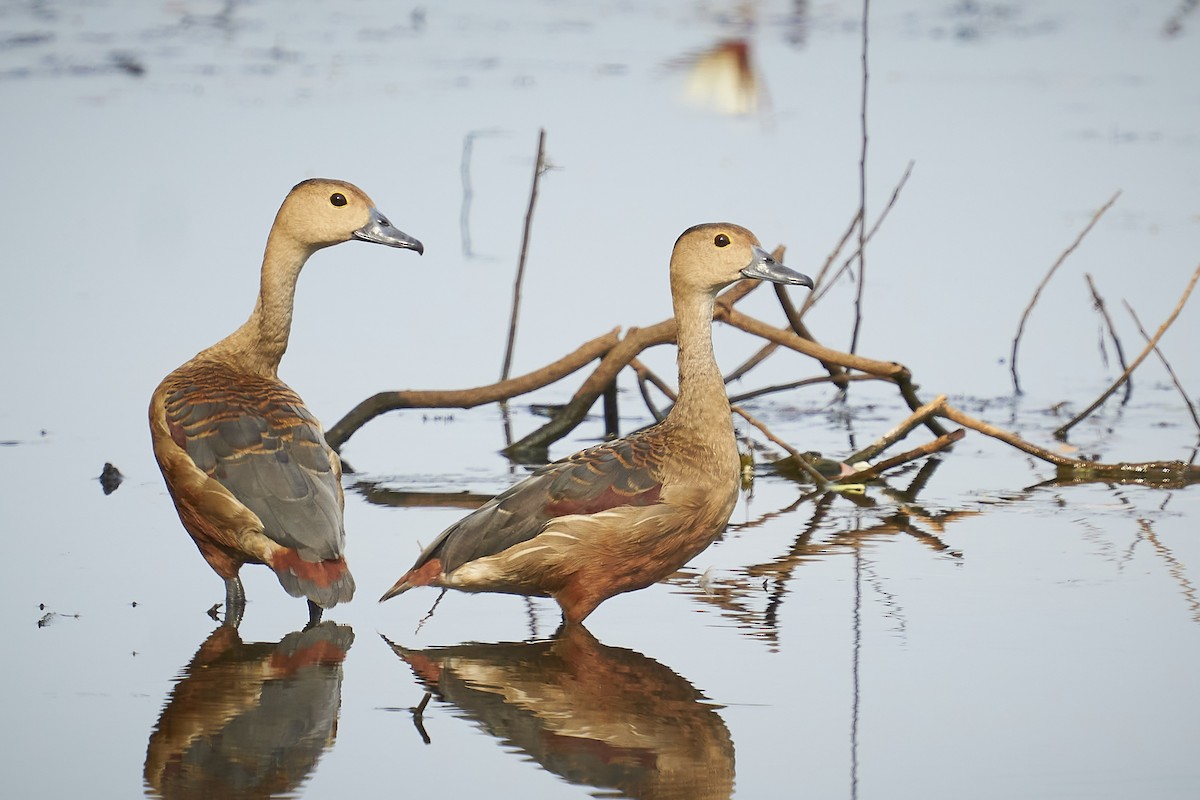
(428, 426, 668, 575)
(162, 366, 345, 562)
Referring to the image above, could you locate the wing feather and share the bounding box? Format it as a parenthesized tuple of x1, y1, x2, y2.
(425, 425, 668, 575)
(162, 363, 344, 562)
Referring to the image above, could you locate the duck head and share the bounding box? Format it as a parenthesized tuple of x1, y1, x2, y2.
(671, 223, 812, 294)
(272, 178, 424, 255)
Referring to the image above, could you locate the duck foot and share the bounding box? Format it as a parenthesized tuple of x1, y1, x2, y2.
(305, 599, 323, 630)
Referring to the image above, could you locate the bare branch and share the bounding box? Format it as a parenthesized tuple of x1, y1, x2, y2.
(1010, 191, 1121, 394)
(325, 328, 621, 450)
(1055, 260, 1200, 439)
(1123, 299, 1200, 436)
(500, 128, 548, 383)
(835, 428, 964, 484)
(847, 394, 947, 464)
(1084, 273, 1132, 404)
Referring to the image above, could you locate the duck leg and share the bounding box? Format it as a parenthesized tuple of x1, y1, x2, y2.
(306, 599, 323, 630)
(223, 576, 246, 628)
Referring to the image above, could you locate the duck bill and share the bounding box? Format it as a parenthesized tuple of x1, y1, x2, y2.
(354, 209, 424, 254)
(741, 245, 813, 288)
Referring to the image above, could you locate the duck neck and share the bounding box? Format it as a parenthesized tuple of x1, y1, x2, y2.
(670, 287, 733, 439)
(207, 232, 314, 377)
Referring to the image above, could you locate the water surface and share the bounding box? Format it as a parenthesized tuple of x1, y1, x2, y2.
(2, 1, 1198, 798)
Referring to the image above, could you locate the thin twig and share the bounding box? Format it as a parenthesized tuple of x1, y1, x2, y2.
(1084, 273, 1132, 405)
(847, 394, 947, 464)
(1009, 190, 1121, 394)
(849, 0, 870, 357)
(835, 429, 964, 484)
(1055, 260, 1200, 439)
(729, 373, 881, 404)
(1123, 299, 1200, 436)
(798, 209, 862, 319)
(500, 128, 547, 383)
(802, 162, 913, 316)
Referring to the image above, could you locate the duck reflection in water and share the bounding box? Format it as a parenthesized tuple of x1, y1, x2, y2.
(384, 624, 734, 800)
(144, 622, 353, 799)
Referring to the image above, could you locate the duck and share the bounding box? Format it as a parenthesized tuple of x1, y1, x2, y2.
(380, 223, 812, 625)
(149, 178, 423, 627)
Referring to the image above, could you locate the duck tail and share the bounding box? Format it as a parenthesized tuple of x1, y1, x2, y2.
(270, 549, 356, 609)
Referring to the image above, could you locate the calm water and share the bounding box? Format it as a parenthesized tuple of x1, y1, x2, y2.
(2, 1, 1199, 798)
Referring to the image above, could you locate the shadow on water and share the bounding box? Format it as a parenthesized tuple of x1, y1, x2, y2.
(382, 625, 734, 800)
(143, 622, 354, 800)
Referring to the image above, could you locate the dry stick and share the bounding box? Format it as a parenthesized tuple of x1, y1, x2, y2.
(715, 304, 950, 437)
(800, 208, 863, 316)
(1055, 260, 1200, 439)
(938, 399, 1200, 481)
(1009, 190, 1121, 394)
(846, 394, 947, 464)
(325, 328, 620, 450)
(1123, 299, 1200, 436)
(500, 128, 547, 383)
(835, 429, 965, 484)
(849, 0, 871, 357)
(1084, 273, 1133, 405)
(730, 373, 881, 404)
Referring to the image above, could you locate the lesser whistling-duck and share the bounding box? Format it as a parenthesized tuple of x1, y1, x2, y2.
(380, 223, 812, 625)
(150, 178, 422, 627)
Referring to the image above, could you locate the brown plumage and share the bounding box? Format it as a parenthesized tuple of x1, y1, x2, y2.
(150, 178, 422, 626)
(381, 223, 812, 625)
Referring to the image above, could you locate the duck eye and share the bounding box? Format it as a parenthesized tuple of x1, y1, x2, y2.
(330, 193, 347, 207)
(714, 234, 730, 247)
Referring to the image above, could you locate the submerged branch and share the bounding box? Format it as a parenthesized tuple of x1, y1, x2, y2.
(938, 399, 1200, 485)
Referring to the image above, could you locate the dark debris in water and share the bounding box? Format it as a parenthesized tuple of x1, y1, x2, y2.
(99, 462, 124, 494)
(36, 603, 80, 628)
